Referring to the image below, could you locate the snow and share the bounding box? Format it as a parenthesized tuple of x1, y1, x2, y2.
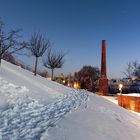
(0, 60, 73, 104)
(0, 76, 88, 139)
(48, 94, 140, 140)
(102, 96, 118, 104)
(121, 93, 140, 97)
(0, 60, 140, 140)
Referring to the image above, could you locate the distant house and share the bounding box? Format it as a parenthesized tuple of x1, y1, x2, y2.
(109, 79, 122, 94)
(109, 78, 140, 94)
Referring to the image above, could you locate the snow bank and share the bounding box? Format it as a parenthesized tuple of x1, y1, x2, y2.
(0, 77, 89, 140)
(121, 93, 140, 97)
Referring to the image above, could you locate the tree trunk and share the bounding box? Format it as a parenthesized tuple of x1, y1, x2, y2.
(51, 68, 54, 80)
(0, 55, 2, 66)
(34, 57, 38, 76)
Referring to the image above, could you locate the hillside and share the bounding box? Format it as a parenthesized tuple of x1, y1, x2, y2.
(0, 60, 140, 140)
(0, 60, 73, 104)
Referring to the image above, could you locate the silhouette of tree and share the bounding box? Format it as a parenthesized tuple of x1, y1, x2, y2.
(74, 65, 100, 92)
(124, 61, 140, 78)
(28, 32, 50, 75)
(43, 48, 65, 80)
(0, 20, 25, 65)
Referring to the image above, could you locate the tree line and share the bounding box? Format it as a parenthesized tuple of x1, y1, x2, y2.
(0, 20, 65, 80)
(0, 20, 101, 93)
(1, 20, 139, 93)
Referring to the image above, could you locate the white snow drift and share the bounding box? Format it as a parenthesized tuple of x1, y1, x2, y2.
(0, 60, 140, 140)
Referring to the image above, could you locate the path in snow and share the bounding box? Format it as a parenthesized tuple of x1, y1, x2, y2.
(0, 77, 89, 140)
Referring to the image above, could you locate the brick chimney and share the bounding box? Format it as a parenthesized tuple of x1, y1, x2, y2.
(98, 40, 108, 96)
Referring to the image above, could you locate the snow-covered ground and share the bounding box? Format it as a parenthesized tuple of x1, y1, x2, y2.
(0, 76, 88, 139)
(0, 60, 140, 140)
(0, 60, 73, 104)
(48, 94, 140, 140)
(102, 96, 118, 104)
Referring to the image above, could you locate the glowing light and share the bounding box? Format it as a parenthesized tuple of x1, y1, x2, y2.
(118, 84, 123, 93)
(73, 82, 80, 89)
(67, 81, 71, 87)
(47, 77, 52, 81)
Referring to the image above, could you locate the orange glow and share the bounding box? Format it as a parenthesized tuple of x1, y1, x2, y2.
(73, 82, 80, 89)
(67, 81, 71, 87)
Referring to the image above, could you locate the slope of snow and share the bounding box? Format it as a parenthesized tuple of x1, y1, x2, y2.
(0, 60, 140, 140)
(0, 60, 73, 104)
(48, 94, 140, 140)
(0, 76, 88, 139)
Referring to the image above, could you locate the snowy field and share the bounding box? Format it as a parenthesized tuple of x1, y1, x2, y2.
(0, 60, 140, 140)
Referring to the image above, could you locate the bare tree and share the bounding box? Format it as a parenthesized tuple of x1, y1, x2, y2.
(123, 62, 133, 78)
(43, 48, 65, 80)
(124, 61, 140, 78)
(28, 32, 50, 75)
(0, 21, 25, 65)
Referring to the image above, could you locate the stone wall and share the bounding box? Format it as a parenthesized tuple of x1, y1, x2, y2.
(118, 94, 140, 112)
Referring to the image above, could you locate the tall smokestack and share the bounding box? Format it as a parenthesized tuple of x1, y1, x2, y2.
(99, 40, 108, 96)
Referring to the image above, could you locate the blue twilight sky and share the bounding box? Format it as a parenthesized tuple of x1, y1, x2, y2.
(0, 0, 140, 78)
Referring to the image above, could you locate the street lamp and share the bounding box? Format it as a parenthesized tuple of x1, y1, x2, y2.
(119, 84, 123, 94)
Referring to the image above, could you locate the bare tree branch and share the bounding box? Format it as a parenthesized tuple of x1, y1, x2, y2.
(43, 48, 65, 80)
(0, 20, 25, 65)
(28, 32, 50, 75)
(123, 61, 140, 78)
